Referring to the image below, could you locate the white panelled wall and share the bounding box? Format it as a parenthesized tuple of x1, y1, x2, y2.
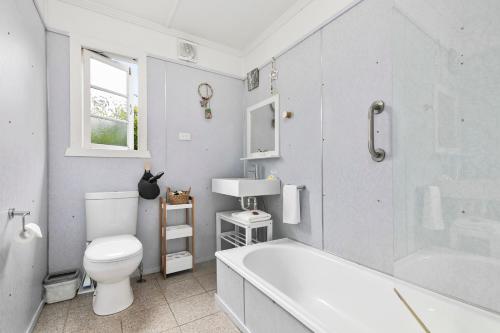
(2, 0, 500, 330)
(47, 32, 244, 273)
(0, 0, 47, 332)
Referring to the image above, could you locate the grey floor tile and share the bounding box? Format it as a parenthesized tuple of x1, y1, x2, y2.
(170, 292, 219, 325)
(112, 287, 168, 318)
(136, 287, 168, 307)
(180, 312, 239, 333)
(142, 272, 164, 280)
(121, 304, 178, 333)
(193, 260, 216, 277)
(196, 273, 216, 292)
(157, 271, 194, 288)
(69, 293, 93, 310)
(161, 328, 181, 333)
(163, 278, 205, 303)
(33, 300, 71, 333)
(64, 304, 121, 333)
(34, 271, 224, 333)
(34, 320, 65, 333)
(131, 275, 161, 292)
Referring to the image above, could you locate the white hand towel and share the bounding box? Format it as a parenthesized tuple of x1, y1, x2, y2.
(283, 185, 301, 224)
(422, 186, 444, 230)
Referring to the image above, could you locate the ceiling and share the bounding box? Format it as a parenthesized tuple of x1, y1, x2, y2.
(60, 0, 308, 52)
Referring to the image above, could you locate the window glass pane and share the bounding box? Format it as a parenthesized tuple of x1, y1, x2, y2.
(91, 88, 128, 121)
(90, 116, 127, 147)
(90, 58, 127, 95)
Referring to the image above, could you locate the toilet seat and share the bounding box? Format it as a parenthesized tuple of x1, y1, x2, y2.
(85, 234, 142, 263)
(83, 235, 143, 315)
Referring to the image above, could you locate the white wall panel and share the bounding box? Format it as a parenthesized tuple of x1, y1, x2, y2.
(47, 33, 244, 272)
(0, 0, 47, 331)
(245, 32, 323, 249)
(321, 0, 394, 273)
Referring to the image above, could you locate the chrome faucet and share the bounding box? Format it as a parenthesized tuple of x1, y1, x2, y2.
(239, 196, 258, 211)
(247, 163, 260, 180)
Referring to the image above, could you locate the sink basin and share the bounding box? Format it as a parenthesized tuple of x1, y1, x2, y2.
(212, 178, 281, 197)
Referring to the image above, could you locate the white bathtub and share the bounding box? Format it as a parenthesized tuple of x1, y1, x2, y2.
(215, 238, 500, 333)
(395, 247, 500, 313)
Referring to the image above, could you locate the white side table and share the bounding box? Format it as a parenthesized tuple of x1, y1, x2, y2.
(216, 211, 273, 251)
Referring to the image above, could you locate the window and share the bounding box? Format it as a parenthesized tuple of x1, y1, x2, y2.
(66, 38, 149, 158)
(83, 49, 137, 150)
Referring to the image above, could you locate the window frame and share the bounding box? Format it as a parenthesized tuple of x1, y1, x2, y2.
(82, 49, 133, 151)
(66, 36, 150, 158)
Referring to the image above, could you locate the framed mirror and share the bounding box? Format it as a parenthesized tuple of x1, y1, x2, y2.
(245, 94, 280, 159)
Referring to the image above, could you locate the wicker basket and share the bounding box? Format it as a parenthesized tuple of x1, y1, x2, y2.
(166, 187, 191, 205)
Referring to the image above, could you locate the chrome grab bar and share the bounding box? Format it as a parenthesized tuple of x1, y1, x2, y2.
(368, 100, 385, 162)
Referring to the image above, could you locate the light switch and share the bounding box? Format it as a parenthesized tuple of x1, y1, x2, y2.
(178, 132, 192, 141)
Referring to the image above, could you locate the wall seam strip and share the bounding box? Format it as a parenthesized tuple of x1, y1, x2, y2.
(320, 28, 325, 251)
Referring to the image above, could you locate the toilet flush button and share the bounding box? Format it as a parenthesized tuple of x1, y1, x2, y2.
(178, 132, 192, 141)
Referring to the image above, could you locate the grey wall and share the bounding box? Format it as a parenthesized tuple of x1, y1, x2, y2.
(245, 3, 393, 270)
(321, 0, 394, 274)
(0, 0, 47, 332)
(47, 32, 243, 273)
(161, 59, 244, 262)
(245, 32, 323, 249)
(244, 0, 391, 273)
(245, 0, 500, 314)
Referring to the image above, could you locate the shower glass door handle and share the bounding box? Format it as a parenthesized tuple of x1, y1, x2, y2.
(368, 100, 385, 162)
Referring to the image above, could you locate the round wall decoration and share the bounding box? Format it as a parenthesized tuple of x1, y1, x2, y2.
(198, 82, 214, 119)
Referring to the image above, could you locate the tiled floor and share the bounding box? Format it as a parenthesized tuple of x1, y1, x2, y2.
(34, 261, 239, 333)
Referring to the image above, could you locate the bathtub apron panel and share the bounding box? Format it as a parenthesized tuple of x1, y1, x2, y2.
(244, 281, 312, 333)
(216, 260, 245, 326)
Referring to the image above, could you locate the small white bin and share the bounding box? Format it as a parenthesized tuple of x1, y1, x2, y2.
(43, 269, 81, 304)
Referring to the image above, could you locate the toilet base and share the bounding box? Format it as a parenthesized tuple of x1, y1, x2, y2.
(92, 278, 134, 316)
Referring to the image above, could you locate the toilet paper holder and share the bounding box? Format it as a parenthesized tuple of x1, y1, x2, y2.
(8, 208, 31, 232)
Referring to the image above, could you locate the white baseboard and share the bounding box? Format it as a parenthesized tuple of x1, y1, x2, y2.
(215, 293, 249, 333)
(26, 299, 45, 333)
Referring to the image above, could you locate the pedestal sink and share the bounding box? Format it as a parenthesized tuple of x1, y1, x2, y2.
(212, 178, 280, 197)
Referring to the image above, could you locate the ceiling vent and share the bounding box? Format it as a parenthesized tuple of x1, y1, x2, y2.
(177, 39, 198, 63)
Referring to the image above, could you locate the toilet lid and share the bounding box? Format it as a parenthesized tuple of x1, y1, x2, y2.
(85, 235, 142, 263)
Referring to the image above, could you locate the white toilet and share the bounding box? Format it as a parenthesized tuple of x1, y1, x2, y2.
(83, 191, 143, 316)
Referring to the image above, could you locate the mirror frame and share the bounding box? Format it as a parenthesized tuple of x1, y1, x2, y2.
(245, 94, 280, 159)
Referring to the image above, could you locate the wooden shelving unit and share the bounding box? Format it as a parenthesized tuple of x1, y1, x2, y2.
(159, 196, 195, 277)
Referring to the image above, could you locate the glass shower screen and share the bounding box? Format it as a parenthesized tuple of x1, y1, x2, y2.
(393, 0, 500, 313)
